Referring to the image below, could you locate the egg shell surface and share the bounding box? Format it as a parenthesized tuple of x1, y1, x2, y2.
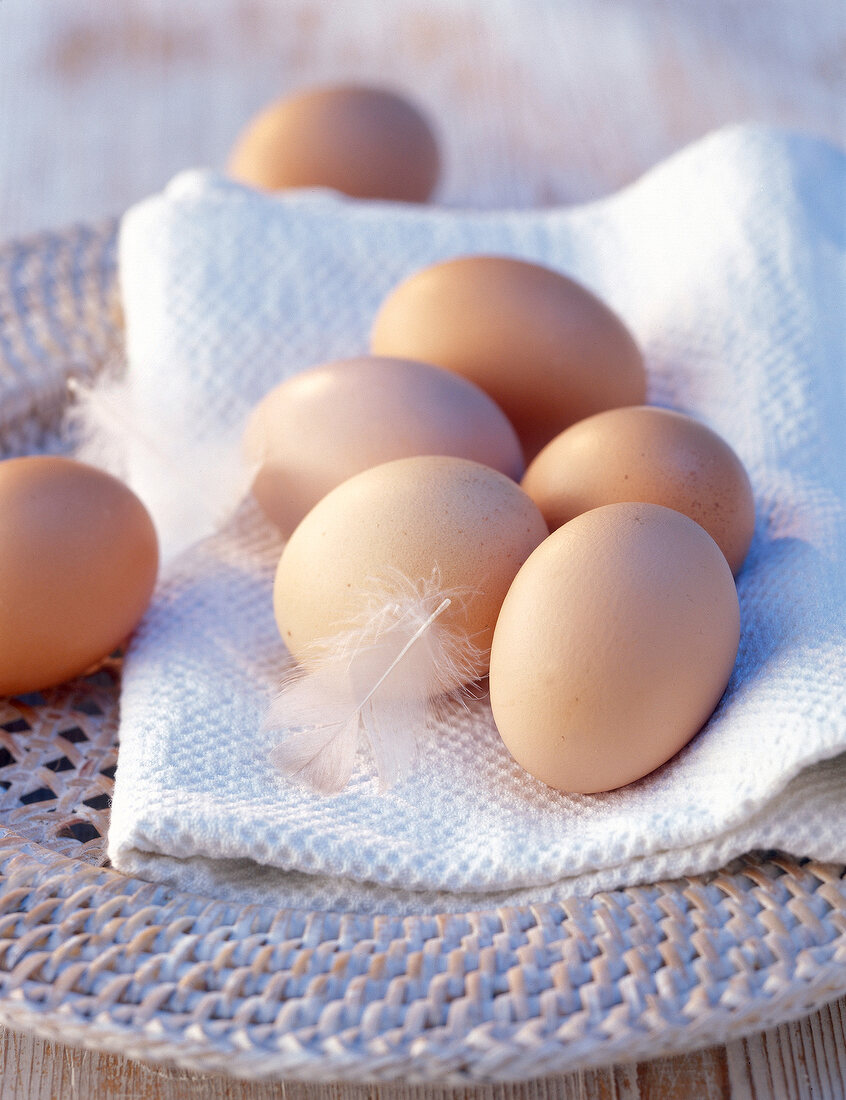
(273, 455, 548, 688)
(244, 356, 524, 536)
(522, 405, 755, 573)
(489, 502, 740, 794)
(0, 456, 159, 695)
(227, 84, 440, 202)
(370, 255, 646, 460)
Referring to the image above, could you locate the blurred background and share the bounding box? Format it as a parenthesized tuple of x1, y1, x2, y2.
(1, 0, 844, 236)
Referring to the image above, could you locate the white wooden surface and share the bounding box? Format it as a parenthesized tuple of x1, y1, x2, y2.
(1, 1, 845, 1095)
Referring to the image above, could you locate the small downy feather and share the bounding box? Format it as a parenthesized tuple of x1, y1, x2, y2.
(266, 569, 483, 794)
(65, 369, 255, 562)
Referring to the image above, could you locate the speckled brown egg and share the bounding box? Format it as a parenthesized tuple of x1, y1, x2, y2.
(244, 356, 524, 537)
(0, 456, 159, 696)
(521, 405, 755, 573)
(489, 502, 740, 794)
(227, 84, 440, 202)
(274, 455, 548, 688)
(370, 255, 646, 460)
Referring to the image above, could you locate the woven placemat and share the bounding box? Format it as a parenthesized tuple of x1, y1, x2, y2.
(1, 222, 845, 1083)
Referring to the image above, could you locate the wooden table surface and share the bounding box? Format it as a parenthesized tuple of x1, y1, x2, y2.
(1, 1, 845, 1096)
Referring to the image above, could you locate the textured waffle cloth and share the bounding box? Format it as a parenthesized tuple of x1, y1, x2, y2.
(107, 125, 846, 914)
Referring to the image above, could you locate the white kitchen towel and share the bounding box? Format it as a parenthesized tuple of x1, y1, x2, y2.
(107, 124, 846, 914)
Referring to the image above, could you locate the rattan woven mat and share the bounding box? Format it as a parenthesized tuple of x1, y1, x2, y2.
(0, 222, 845, 1083)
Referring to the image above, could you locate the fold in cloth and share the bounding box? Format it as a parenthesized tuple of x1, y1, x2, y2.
(107, 125, 846, 913)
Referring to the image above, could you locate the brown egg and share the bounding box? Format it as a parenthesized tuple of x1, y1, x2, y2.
(227, 84, 440, 202)
(370, 255, 646, 460)
(244, 355, 524, 536)
(489, 503, 740, 794)
(274, 456, 548, 688)
(0, 456, 159, 696)
(522, 405, 755, 574)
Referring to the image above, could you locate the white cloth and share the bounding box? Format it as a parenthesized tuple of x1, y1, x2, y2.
(108, 125, 846, 914)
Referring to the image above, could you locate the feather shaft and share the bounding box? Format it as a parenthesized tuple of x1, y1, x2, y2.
(355, 597, 451, 708)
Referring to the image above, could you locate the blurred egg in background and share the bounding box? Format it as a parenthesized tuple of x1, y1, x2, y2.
(2, 1, 843, 234)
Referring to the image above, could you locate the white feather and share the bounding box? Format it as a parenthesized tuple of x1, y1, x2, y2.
(266, 571, 483, 794)
(269, 713, 360, 796)
(65, 371, 256, 562)
(65, 370, 138, 480)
